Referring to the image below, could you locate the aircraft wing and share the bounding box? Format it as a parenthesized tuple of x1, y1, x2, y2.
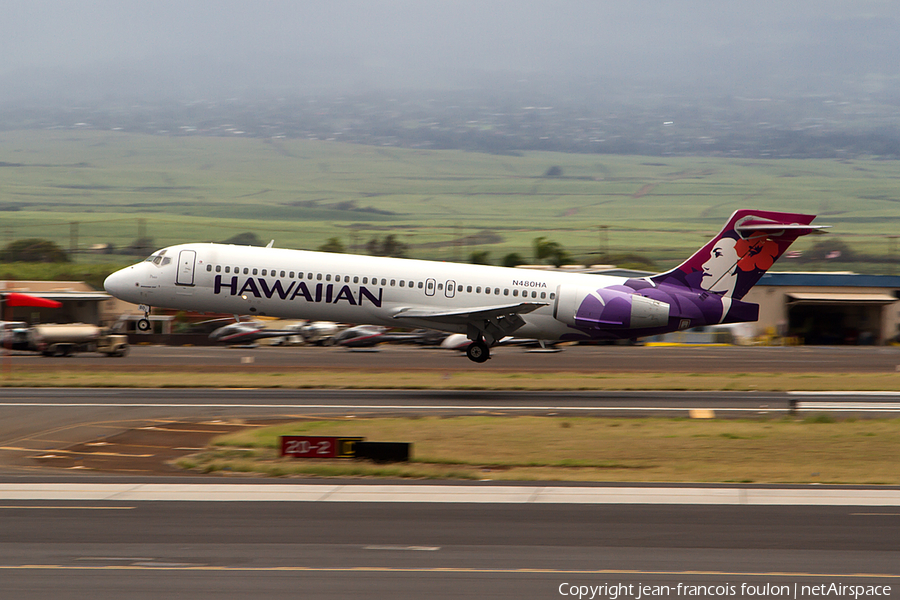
(392, 302, 546, 324)
(392, 302, 547, 345)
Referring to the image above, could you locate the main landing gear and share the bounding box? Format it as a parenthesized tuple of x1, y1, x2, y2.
(465, 338, 490, 363)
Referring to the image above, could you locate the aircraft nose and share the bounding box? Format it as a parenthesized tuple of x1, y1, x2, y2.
(104, 266, 139, 301)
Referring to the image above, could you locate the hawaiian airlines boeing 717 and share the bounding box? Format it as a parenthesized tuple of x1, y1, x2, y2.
(103, 209, 825, 362)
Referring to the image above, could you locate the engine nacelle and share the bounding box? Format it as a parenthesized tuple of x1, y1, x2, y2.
(553, 285, 670, 331)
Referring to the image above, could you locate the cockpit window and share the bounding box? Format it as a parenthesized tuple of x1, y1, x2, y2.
(144, 249, 170, 267)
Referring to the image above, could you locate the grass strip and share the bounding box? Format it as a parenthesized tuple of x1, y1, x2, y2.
(176, 415, 900, 484)
(4, 369, 900, 390)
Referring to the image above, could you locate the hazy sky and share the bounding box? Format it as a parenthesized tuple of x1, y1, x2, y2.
(2, 0, 898, 102)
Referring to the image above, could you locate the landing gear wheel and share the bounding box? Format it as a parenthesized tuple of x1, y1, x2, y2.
(136, 318, 152, 332)
(466, 340, 490, 363)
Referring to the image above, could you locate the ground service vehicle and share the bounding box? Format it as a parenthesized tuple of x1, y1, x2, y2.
(29, 323, 129, 357)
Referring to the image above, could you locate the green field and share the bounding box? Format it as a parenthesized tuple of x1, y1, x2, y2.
(1, 129, 899, 272)
(177, 415, 900, 484)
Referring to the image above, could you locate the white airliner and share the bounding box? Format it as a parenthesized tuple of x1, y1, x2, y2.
(104, 209, 824, 362)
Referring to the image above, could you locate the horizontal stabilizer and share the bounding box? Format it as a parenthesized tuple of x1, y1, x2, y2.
(735, 219, 829, 236)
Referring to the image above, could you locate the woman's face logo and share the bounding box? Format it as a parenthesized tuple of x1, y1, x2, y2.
(701, 237, 739, 295)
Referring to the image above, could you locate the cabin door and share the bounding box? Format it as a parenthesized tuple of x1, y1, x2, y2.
(444, 280, 456, 298)
(176, 250, 196, 286)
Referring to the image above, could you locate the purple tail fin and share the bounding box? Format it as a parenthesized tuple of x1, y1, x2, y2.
(650, 209, 822, 300)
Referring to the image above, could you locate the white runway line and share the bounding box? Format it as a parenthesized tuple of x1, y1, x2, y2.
(0, 484, 897, 506)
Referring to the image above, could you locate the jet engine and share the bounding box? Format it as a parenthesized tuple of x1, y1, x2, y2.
(553, 285, 670, 331)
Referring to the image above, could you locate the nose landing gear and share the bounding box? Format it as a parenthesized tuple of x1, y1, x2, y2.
(137, 304, 152, 332)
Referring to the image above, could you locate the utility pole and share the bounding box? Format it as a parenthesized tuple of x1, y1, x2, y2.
(598, 225, 608, 264)
(349, 226, 359, 254)
(889, 236, 897, 276)
(138, 218, 147, 252)
(69, 222, 79, 258)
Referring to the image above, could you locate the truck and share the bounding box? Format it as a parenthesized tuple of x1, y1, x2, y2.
(28, 323, 129, 357)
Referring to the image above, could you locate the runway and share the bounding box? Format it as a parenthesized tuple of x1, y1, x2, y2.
(0, 485, 897, 599)
(1, 351, 898, 598)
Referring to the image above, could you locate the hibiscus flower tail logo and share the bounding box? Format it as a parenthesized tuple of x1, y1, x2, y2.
(735, 231, 780, 272)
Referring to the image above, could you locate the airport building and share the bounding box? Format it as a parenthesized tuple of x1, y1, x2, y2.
(745, 272, 900, 345)
(0, 281, 116, 325)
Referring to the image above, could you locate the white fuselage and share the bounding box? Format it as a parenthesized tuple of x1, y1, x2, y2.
(104, 243, 633, 341)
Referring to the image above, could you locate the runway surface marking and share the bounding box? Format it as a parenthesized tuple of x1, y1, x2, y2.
(2, 401, 897, 413)
(0, 565, 896, 578)
(0, 484, 897, 505)
(0, 446, 154, 458)
(0, 505, 135, 510)
(3, 402, 768, 409)
(794, 402, 900, 411)
(789, 391, 900, 396)
(850, 512, 900, 516)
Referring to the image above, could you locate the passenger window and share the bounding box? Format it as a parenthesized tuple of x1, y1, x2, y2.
(326, 275, 331, 281)
(215, 265, 221, 273)
(540, 292, 546, 299)
(345, 276, 350, 283)
(289, 271, 295, 278)
(317, 273, 322, 280)
(513, 290, 519, 297)
(244, 268, 249, 275)
(438, 283, 443, 291)
(550, 293, 556, 300)
(418, 282, 423, 289)
(504, 289, 509, 296)
(225, 266, 230, 273)
(485, 288, 491, 295)
(532, 291, 537, 298)
(400, 280, 405, 287)
(476, 287, 482, 293)
(467, 286, 472, 293)
(253, 268, 258, 275)
(494, 288, 500, 295)
(457, 285, 462, 292)
(262, 269, 267, 276)
(354, 276, 359, 284)
(281, 271, 286, 277)
(206, 265, 212, 272)
(381, 279, 387, 286)
(408, 281, 413, 288)
(390, 279, 396, 286)
(362, 277, 368, 284)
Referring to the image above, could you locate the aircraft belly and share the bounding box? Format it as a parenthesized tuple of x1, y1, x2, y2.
(517, 315, 572, 340)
